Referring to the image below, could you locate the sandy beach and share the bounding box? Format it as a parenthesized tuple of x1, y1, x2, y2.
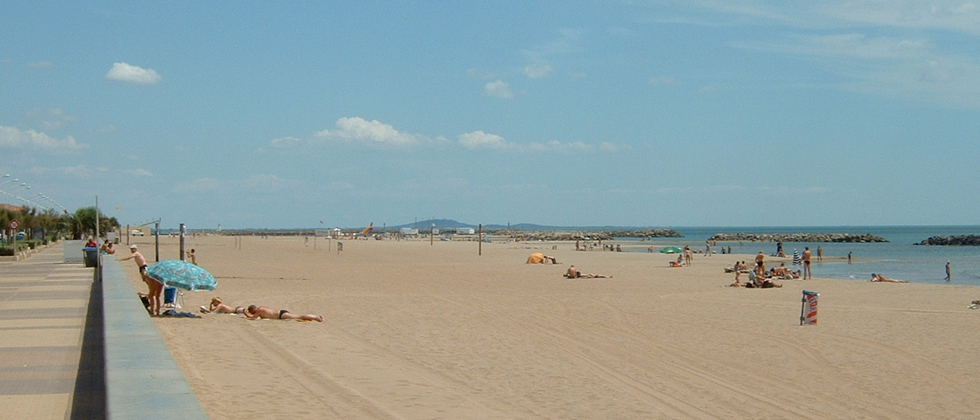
(119, 235, 980, 419)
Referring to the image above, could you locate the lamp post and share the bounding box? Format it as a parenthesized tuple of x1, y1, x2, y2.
(0, 175, 19, 189)
(7, 183, 46, 210)
(37, 193, 68, 213)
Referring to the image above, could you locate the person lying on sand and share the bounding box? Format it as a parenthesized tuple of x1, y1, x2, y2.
(746, 268, 782, 288)
(243, 305, 324, 322)
(200, 297, 245, 314)
(871, 273, 908, 283)
(564, 265, 612, 278)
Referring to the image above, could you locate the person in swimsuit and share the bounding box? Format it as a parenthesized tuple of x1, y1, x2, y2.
(802, 247, 812, 279)
(871, 273, 908, 283)
(200, 297, 245, 314)
(119, 244, 164, 316)
(243, 305, 323, 322)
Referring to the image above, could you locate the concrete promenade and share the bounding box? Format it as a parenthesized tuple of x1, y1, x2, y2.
(0, 242, 207, 419)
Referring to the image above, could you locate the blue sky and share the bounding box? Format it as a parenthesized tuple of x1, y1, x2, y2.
(2, 1, 979, 230)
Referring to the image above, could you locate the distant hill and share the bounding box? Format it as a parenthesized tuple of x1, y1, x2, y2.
(381, 219, 659, 231)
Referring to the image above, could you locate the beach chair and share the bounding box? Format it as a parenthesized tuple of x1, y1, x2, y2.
(163, 286, 184, 309)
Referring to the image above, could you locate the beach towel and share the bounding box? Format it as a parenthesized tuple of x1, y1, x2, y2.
(160, 309, 201, 318)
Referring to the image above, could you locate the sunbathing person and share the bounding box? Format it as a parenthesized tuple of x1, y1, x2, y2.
(730, 270, 743, 287)
(871, 273, 908, 283)
(747, 267, 782, 288)
(200, 297, 245, 314)
(243, 305, 324, 322)
(770, 263, 795, 279)
(564, 265, 612, 278)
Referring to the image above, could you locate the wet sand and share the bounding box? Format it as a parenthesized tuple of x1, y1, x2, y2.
(119, 235, 980, 419)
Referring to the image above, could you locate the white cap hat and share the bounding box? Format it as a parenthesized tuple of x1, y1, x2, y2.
(130, 244, 138, 249)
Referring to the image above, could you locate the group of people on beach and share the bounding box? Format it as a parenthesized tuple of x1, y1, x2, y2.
(120, 243, 321, 321)
(201, 297, 324, 321)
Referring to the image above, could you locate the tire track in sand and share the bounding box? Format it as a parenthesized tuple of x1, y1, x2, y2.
(236, 320, 533, 419)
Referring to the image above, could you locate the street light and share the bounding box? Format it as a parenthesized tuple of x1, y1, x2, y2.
(0, 176, 19, 189)
(38, 193, 68, 213)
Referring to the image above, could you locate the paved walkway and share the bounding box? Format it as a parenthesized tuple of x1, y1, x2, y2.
(0, 242, 102, 419)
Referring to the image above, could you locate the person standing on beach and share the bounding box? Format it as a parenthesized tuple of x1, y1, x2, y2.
(816, 246, 823, 263)
(187, 248, 197, 265)
(119, 245, 164, 316)
(755, 250, 765, 271)
(684, 246, 693, 266)
(847, 251, 852, 264)
(802, 247, 812, 279)
(945, 261, 951, 281)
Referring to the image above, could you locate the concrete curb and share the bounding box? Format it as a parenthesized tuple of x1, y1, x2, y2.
(101, 257, 208, 419)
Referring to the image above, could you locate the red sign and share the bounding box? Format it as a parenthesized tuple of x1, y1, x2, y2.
(801, 290, 819, 325)
(8, 219, 18, 230)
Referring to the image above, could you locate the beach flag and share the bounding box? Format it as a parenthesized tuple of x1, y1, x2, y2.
(800, 290, 819, 325)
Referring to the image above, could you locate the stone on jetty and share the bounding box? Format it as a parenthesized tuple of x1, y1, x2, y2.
(497, 229, 681, 241)
(707, 233, 887, 243)
(915, 235, 980, 246)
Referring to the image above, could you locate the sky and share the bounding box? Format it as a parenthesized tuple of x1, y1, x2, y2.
(2, 1, 979, 230)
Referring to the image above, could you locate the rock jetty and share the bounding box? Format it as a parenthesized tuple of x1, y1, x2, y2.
(495, 229, 681, 241)
(915, 235, 980, 246)
(708, 233, 888, 243)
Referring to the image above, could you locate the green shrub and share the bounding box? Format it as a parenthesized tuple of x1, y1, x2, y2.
(0, 247, 13, 256)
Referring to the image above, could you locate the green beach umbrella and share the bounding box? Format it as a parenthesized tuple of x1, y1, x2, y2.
(660, 246, 683, 254)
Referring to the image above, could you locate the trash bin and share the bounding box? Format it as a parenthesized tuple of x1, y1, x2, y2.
(82, 247, 98, 267)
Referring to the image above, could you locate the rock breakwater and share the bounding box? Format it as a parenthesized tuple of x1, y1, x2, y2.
(915, 235, 980, 246)
(496, 229, 681, 241)
(708, 233, 888, 243)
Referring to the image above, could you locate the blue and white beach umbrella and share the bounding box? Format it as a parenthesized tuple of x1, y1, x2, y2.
(146, 259, 217, 291)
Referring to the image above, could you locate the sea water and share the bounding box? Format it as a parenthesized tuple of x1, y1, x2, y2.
(630, 226, 980, 287)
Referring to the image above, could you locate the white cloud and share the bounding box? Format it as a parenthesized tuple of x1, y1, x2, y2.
(315, 117, 418, 146)
(743, 34, 935, 60)
(484, 80, 514, 98)
(526, 140, 591, 152)
(458, 131, 512, 149)
(737, 33, 980, 108)
(524, 64, 553, 79)
(126, 168, 153, 177)
(522, 28, 582, 62)
(661, 1, 980, 35)
(58, 165, 109, 177)
(819, 1, 980, 36)
(268, 136, 305, 149)
(105, 62, 162, 84)
(0, 125, 87, 151)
